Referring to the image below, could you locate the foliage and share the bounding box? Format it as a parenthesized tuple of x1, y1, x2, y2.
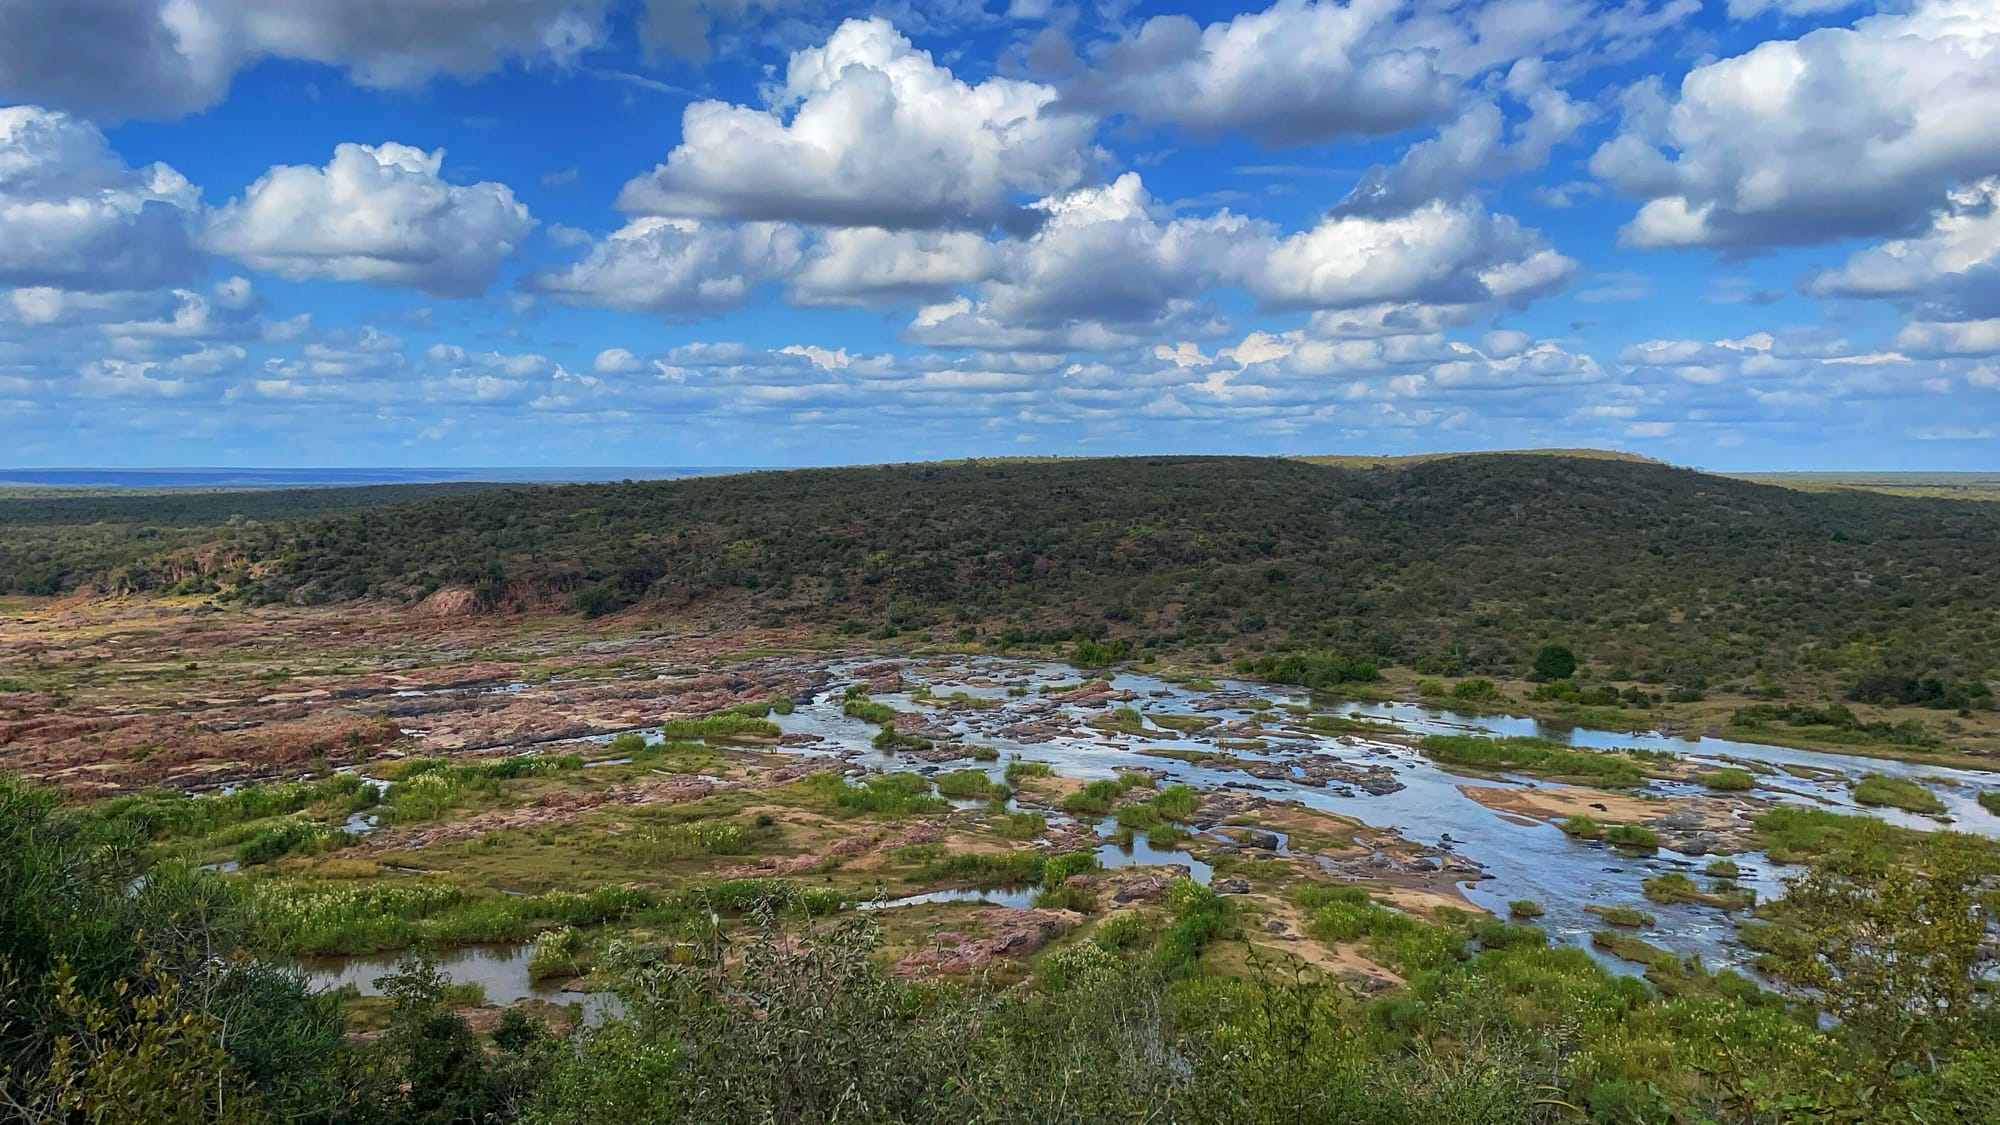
(15, 457, 2000, 697)
(841, 697, 899, 724)
(658, 713, 781, 740)
(995, 811, 1047, 840)
(1604, 824, 1660, 850)
(1851, 773, 1947, 815)
(100, 774, 377, 841)
(932, 769, 999, 799)
(1585, 904, 1655, 928)
(1731, 702, 1942, 748)
(1696, 767, 1756, 791)
(800, 771, 947, 816)
(1752, 833, 1997, 1082)
(1236, 650, 1381, 690)
(1417, 734, 1655, 787)
(1531, 644, 1577, 680)
(1071, 637, 1133, 667)
(1449, 678, 1504, 703)
(0, 775, 358, 1120)
(1002, 760, 1054, 785)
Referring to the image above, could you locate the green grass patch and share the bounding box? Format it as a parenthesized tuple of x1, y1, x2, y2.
(842, 698, 900, 724)
(1641, 873, 1755, 910)
(798, 771, 947, 816)
(1697, 767, 1756, 792)
(872, 724, 932, 752)
(1584, 904, 1655, 928)
(1417, 734, 1661, 787)
(1002, 761, 1055, 785)
(933, 770, 1000, 800)
(1089, 707, 1148, 736)
(1590, 929, 1674, 966)
(1850, 773, 1946, 815)
(1146, 713, 1215, 734)
(1604, 824, 1660, 851)
(994, 811, 1047, 841)
(1558, 815, 1604, 839)
(659, 714, 781, 740)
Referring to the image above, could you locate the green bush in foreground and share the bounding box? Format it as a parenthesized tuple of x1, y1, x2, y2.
(7, 774, 2000, 1125)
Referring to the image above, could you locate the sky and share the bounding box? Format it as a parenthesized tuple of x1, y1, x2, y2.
(0, 0, 1996, 471)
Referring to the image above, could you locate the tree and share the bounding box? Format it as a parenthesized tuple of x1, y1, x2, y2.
(1760, 834, 1996, 1084)
(1531, 644, 1577, 681)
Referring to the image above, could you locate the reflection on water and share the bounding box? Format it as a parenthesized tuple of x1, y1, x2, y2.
(319, 654, 2000, 999)
(771, 655, 2000, 973)
(303, 943, 620, 1025)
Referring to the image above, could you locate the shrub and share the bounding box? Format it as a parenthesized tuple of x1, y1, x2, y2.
(528, 926, 592, 980)
(1151, 784, 1198, 822)
(995, 811, 1047, 841)
(1450, 678, 1503, 703)
(1419, 734, 1652, 787)
(1698, 767, 1756, 792)
(1091, 909, 1159, 951)
(1508, 899, 1544, 918)
(933, 770, 998, 800)
(1532, 644, 1578, 680)
(872, 724, 932, 751)
(1558, 816, 1603, 839)
(1041, 851, 1102, 889)
(842, 698, 899, 724)
(659, 714, 780, 740)
(238, 818, 346, 866)
(1071, 638, 1133, 667)
(800, 772, 946, 816)
(1585, 904, 1655, 928)
(1063, 779, 1127, 816)
(1003, 761, 1054, 785)
(1851, 774, 1946, 815)
(1604, 824, 1660, 850)
(1237, 651, 1380, 690)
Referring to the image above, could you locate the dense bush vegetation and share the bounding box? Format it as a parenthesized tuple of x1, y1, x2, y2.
(0, 483, 509, 596)
(11, 456, 1998, 694)
(4, 773, 1999, 1122)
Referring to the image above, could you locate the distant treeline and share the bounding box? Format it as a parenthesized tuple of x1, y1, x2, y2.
(4, 455, 1997, 697)
(0, 482, 516, 597)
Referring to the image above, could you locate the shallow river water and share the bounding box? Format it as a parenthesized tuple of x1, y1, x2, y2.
(771, 656, 2000, 972)
(310, 654, 2000, 1000)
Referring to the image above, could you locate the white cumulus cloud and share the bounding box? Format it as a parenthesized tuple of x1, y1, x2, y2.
(522, 217, 804, 317)
(205, 142, 534, 297)
(615, 17, 1100, 231)
(1592, 0, 2000, 248)
(0, 106, 203, 291)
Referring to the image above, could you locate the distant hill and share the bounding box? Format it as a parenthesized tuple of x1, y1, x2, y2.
(0, 483, 521, 597)
(1294, 448, 1665, 469)
(14, 453, 1993, 694)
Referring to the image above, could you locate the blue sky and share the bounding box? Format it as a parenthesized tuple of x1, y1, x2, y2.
(1, 0, 1996, 470)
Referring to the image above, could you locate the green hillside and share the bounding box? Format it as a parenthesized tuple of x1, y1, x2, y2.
(13, 454, 1995, 697)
